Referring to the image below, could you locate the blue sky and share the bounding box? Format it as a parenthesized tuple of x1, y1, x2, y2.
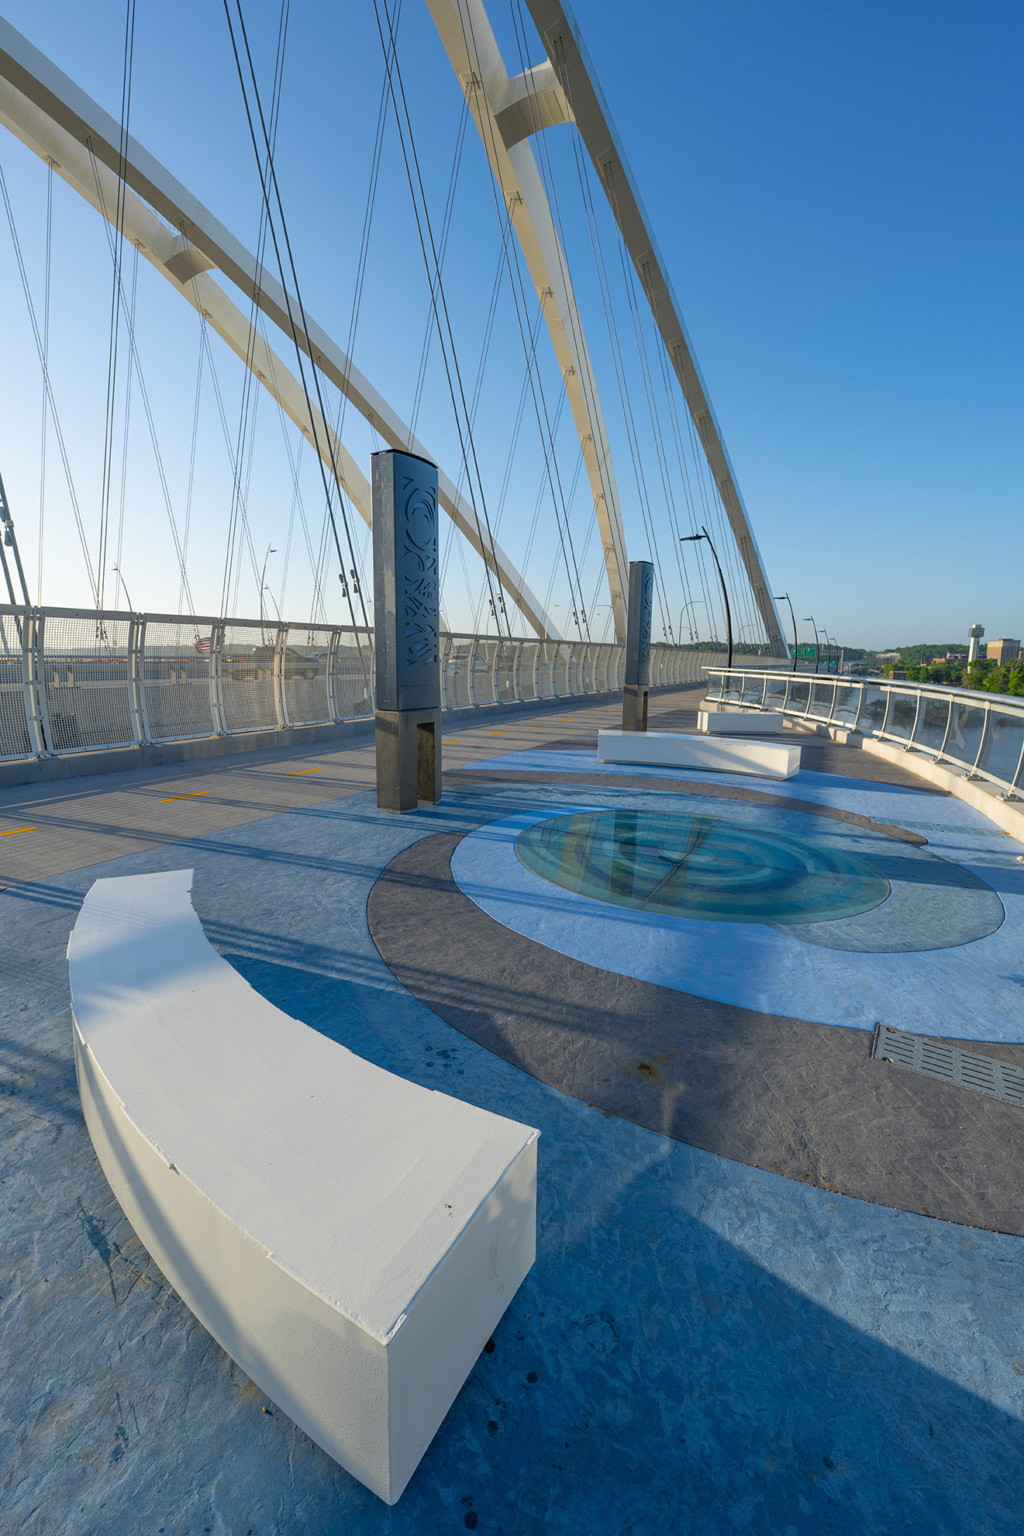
(0, 0, 1019, 649)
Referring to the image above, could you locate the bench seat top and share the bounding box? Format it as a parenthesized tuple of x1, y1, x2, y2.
(68, 869, 538, 1344)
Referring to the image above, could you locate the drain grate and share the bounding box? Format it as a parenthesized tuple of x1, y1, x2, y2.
(873, 1024, 1024, 1106)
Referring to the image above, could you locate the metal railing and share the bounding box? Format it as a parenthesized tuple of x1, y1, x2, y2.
(0, 604, 725, 763)
(706, 668, 1024, 799)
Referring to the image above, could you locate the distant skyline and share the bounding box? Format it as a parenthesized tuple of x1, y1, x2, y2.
(0, 0, 1020, 649)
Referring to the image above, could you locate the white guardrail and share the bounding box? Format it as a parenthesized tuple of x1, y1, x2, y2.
(0, 604, 727, 763)
(706, 668, 1024, 799)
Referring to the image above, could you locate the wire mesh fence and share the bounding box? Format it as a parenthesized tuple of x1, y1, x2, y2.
(0, 604, 725, 763)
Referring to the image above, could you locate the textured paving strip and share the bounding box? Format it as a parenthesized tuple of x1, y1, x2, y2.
(451, 768, 930, 844)
(0, 689, 661, 888)
(369, 826, 1024, 1235)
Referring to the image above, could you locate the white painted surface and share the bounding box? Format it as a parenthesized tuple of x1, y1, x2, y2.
(598, 729, 801, 780)
(67, 870, 538, 1504)
(697, 710, 785, 734)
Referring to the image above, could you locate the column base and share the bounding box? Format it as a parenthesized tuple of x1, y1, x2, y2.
(375, 709, 442, 812)
(621, 685, 649, 732)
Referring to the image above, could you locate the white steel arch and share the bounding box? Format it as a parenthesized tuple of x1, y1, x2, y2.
(0, 18, 557, 640)
(518, 0, 788, 655)
(427, 0, 786, 655)
(427, 0, 630, 642)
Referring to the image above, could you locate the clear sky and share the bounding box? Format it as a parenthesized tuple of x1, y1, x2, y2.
(0, 0, 1019, 650)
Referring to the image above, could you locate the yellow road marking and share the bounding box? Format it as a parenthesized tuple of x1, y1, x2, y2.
(0, 826, 36, 837)
(159, 791, 210, 802)
(288, 768, 322, 776)
(488, 731, 507, 735)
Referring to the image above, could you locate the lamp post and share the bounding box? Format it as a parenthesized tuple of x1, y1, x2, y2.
(803, 615, 820, 675)
(677, 598, 707, 645)
(111, 564, 134, 612)
(263, 585, 282, 624)
(775, 593, 799, 673)
(259, 544, 277, 643)
(681, 527, 732, 670)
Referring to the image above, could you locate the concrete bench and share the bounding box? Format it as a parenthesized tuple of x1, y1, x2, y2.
(697, 709, 786, 734)
(67, 869, 538, 1505)
(598, 728, 801, 780)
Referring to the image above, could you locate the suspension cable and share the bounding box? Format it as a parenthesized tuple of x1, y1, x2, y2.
(87, 146, 198, 613)
(409, 96, 469, 440)
(223, 0, 372, 652)
(456, 0, 590, 638)
(37, 156, 53, 603)
(0, 156, 98, 605)
(371, 0, 511, 639)
(179, 313, 205, 615)
(96, 0, 137, 611)
(113, 240, 139, 597)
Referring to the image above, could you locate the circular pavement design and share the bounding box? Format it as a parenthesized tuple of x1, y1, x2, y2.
(516, 807, 892, 925)
(368, 826, 1024, 1235)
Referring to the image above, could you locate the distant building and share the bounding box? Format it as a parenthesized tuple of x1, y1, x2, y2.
(986, 638, 1021, 665)
(968, 624, 985, 663)
(945, 652, 966, 662)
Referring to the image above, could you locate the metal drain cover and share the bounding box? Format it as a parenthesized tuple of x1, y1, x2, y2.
(873, 1024, 1024, 1106)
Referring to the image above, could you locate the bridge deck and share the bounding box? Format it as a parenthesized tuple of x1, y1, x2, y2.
(3, 686, 1022, 1534)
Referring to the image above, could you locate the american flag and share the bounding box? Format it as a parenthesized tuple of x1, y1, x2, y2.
(193, 636, 211, 655)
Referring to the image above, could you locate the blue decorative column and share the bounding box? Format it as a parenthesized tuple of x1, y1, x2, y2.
(622, 560, 653, 731)
(372, 449, 442, 812)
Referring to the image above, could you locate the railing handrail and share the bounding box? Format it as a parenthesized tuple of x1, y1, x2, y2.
(704, 667, 1024, 798)
(706, 667, 1024, 716)
(0, 602, 728, 765)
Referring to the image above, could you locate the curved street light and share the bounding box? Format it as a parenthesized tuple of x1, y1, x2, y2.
(775, 593, 798, 673)
(681, 528, 732, 669)
(111, 564, 134, 612)
(259, 544, 277, 642)
(803, 615, 820, 675)
(678, 597, 707, 645)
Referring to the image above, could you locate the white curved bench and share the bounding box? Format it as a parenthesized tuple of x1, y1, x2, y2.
(598, 727, 801, 780)
(67, 869, 538, 1505)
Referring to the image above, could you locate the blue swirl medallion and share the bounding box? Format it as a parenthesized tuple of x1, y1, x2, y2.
(516, 808, 890, 925)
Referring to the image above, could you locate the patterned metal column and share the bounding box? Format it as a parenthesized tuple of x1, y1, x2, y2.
(372, 450, 442, 812)
(622, 561, 653, 731)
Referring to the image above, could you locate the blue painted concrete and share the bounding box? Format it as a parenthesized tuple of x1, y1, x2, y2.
(451, 779, 1024, 1040)
(3, 780, 1024, 1533)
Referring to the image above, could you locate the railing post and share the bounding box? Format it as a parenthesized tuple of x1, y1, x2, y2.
(936, 697, 955, 761)
(851, 682, 867, 733)
(902, 691, 924, 750)
(128, 615, 150, 745)
(467, 638, 479, 706)
(1006, 734, 1024, 800)
(967, 705, 993, 779)
(438, 633, 450, 711)
(31, 610, 55, 754)
(512, 639, 524, 703)
(210, 621, 226, 734)
(21, 609, 47, 755)
(490, 640, 501, 705)
(326, 628, 341, 721)
(273, 625, 288, 728)
(879, 686, 896, 738)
